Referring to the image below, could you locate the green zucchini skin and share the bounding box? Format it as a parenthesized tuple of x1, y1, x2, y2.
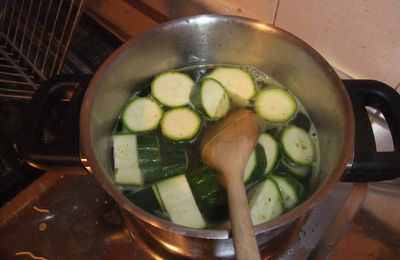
(137, 135, 163, 184)
(125, 186, 170, 220)
(114, 134, 188, 185)
(249, 178, 284, 225)
(258, 133, 280, 174)
(206, 67, 257, 106)
(160, 149, 188, 178)
(186, 165, 229, 224)
(139, 135, 189, 184)
(244, 143, 267, 185)
(190, 78, 230, 121)
(269, 174, 304, 210)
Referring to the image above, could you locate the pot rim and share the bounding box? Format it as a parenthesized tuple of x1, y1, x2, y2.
(80, 14, 355, 239)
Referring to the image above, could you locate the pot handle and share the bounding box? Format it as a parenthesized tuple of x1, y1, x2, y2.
(17, 75, 91, 170)
(341, 80, 400, 182)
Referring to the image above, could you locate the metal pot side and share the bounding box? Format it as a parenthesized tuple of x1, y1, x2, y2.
(80, 15, 354, 257)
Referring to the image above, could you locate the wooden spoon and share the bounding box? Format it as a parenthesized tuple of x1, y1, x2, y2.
(201, 108, 261, 260)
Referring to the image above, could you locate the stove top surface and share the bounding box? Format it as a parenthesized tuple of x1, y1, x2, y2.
(0, 169, 399, 259)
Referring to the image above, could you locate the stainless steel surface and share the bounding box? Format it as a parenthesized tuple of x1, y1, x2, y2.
(79, 15, 354, 258)
(0, 0, 84, 99)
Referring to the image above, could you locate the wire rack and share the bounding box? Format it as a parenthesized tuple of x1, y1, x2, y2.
(0, 0, 85, 99)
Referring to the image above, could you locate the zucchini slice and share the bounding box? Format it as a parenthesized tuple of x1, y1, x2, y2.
(249, 178, 284, 225)
(121, 97, 163, 133)
(160, 107, 202, 141)
(258, 133, 280, 174)
(269, 174, 304, 210)
(280, 125, 315, 165)
(156, 175, 206, 228)
(244, 143, 267, 185)
(206, 67, 256, 106)
(151, 71, 194, 107)
(190, 78, 230, 120)
(278, 156, 311, 179)
(254, 88, 298, 123)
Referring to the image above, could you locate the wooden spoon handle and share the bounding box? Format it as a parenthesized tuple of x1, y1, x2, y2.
(226, 174, 261, 260)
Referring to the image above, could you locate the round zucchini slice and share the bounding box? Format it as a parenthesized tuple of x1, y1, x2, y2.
(122, 97, 163, 133)
(161, 107, 202, 141)
(254, 88, 298, 123)
(151, 71, 194, 107)
(280, 125, 315, 165)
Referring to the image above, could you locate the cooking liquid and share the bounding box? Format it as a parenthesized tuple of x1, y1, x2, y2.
(113, 64, 320, 228)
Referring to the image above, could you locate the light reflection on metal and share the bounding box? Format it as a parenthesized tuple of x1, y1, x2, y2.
(80, 156, 92, 174)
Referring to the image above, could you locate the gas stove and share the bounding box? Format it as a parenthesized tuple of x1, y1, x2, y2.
(0, 4, 399, 260)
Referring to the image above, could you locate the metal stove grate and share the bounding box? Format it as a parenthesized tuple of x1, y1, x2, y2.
(0, 0, 85, 99)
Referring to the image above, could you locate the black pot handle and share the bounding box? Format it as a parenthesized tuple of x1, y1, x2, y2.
(17, 75, 91, 170)
(341, 80, 400, 182)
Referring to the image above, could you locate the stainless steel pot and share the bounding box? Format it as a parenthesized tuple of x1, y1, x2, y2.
(20, 15, 400, 259)
(81, 14, 356, 258)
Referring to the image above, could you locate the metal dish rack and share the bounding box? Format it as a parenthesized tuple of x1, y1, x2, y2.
(0, 0, 84, 99)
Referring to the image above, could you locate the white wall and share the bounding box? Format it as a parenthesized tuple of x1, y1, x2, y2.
(193, 0, 400, 90)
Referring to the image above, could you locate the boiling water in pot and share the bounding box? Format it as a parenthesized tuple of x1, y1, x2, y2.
(111, 64, 320, 229)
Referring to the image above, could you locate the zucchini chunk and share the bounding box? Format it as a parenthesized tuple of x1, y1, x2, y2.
(187, 165, 229, 223)
(156, 175, 206, 228)
(190, 78, 230, 120)
(161, 107, 202, 141)
(258, 133, 280, 174)
(136, 135, 162, 184)
(113, 134, 139, 169)
(254, 88, 298, 123)
(244, 143, 267, 185)
(207, 67, 256, 106)
(269, 174, 304, 210)
(121, 97, 163, 133)
(113, 134, 161, 185)
(113, 134, 188, 185)
(249, 178, 284, 225)
(113, 134, 143, 185)
(151, 71, 194, 107)
(280, 125, 315, 165)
